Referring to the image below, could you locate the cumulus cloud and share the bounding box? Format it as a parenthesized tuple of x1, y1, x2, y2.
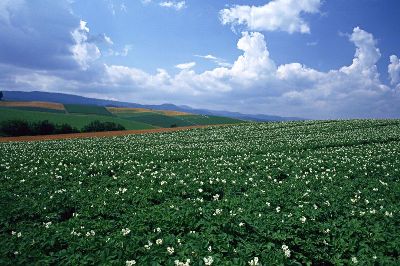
(0, 0, 399, 119)
(220, 0, 321, 33)
(95, 28, 399, 118)
(175, 62, 196, 70)
(388, 55, 400, 88)
(71, 20, 101, 70)
(0, 0, 79, 70)
(159, 1, 186, 11)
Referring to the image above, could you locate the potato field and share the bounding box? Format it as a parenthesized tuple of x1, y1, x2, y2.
(0, 120, 399, 265)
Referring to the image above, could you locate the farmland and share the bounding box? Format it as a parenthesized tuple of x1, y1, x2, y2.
(0, 102, 245, 136)
(0, 108, 156, 131)
(0, 120, 399, 265)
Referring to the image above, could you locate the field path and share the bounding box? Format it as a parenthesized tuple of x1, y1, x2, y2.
(0, 125, 217, 142)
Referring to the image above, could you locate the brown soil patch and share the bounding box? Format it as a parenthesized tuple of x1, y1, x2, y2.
(0, 125, 213, 143)
(0, 101, 65, 110)
(158, 110, 190, 116)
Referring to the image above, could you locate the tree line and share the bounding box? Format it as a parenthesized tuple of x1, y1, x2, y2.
(0, 120, 125, 137)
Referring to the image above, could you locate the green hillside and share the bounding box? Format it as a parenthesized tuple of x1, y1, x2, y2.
(0, 107, 157, 130)
(64, 104, 113, 116)
(174, 114, 245, 125)
(115, 112, 196, 128)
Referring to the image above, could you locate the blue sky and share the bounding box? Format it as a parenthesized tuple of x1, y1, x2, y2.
(0, 0, 399, 119)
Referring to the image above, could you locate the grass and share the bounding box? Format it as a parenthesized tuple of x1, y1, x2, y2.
(0, 107, 157, 130)
(115, 112, 195, 128)
(64, 104, 113, 116)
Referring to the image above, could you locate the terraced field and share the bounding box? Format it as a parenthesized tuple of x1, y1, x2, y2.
(0, 120, 399, 265)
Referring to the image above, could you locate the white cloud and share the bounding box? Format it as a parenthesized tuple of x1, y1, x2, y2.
(220, 0, 321, 33)
(388, 55, 400, 88)
(159, 1, 186, 11)
(107, 44, 132, 57)
(94, 28, 398, 118)
(195, 54, 232, 67)
(340, 27, 381, 80)
(175, 62, 196, 70)
(71, 20, 101, 70)
(2, 5, 399, 120)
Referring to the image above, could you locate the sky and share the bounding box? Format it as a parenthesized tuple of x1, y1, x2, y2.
(0, 0, 399, 119)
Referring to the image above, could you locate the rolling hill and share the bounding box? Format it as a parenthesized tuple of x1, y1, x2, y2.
(2, 91, 303, 121)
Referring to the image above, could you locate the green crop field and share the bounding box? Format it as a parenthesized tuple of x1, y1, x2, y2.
(64, 104, 113, 116)
(1, 120, 399, 265)
(115, 112, 196, 128)
(0, 108, 157, 131)
(175, 115, 246, 126)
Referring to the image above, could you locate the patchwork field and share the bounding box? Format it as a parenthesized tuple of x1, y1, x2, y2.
(0, 120, 399, 265)
(0, 102, 245, 137)
(0, 108, 156, 131)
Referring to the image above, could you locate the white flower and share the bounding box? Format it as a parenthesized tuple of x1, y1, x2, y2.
(156, 238, 163, 245)
(239, 222, 245, 227)
(213, 194, 220, 201)
(17, 232, 22, 238)
(44, 222, 52, 228)
(203, 256, 214, 265)
(174, 259, 190, 266)
(156, 227, 161, 232)
(351, 256, 358, 264)
(167, 246, 175, 254)
(145, 241, 153, 250)
(248, 257, 259, 265)
(276, 206, 281, 213)
(385, 211, 393, 217)
(282, 245, 291, 258)
(122, 228, 131, 236)
(213, 209, 222, 215)
(208, 246, 212, 252)
(198, 188, 203, 193)
(300, 216, 307, 223)
(126, 260, 136, 266)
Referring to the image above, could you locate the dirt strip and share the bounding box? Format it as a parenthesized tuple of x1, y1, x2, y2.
(0, 125, 212, 143)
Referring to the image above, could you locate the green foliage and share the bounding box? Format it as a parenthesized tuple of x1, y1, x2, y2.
(82, 120, 125, 132)
(64, 104, 113, 116)
(0, 120, 31, 136)
(0, 120, 399, 265)
(0, 120, 79, 136)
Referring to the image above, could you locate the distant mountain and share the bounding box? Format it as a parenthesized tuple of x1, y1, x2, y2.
(2, 91, 304, 121)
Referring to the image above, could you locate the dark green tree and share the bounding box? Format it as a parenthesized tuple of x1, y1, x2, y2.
(0, 91, 3, 101)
